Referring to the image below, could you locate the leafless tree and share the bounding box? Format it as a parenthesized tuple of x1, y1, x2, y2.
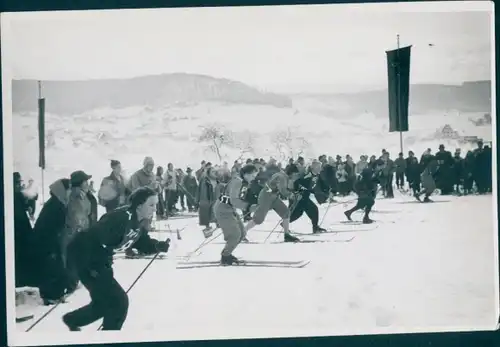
(230, 130, 255, 161)
(198, 124, 232, 163)
(270, 127, 311, 160)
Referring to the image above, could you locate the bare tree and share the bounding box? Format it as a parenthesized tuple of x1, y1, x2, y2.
(270, 127, 311, 160)
(198, 124, 232, 163)
(229, 130, 255, 161)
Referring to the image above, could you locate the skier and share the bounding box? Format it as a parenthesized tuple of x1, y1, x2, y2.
(247, 166, 301, 243)
(61, 187, 170, 331)
(415, 159, 438, 202)
(213, 164, 259, 265)
(343, 168, 377, 224)
(288, 162, 327, 234)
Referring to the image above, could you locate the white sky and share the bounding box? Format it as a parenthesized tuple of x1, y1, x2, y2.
(1, 1, 494, 93)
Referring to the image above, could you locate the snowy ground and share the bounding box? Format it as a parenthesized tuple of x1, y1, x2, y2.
(13, 192, 498, 345)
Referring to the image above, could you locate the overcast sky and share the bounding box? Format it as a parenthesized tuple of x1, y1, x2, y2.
(2, 2, 493, 93)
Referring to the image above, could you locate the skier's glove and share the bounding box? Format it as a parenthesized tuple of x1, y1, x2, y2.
(155, 238, 170, 253)
(298, 185, 309, 192)
(249, 204, 257, 213)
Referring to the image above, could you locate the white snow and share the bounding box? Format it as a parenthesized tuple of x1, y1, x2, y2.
(12, 192, 498, 346)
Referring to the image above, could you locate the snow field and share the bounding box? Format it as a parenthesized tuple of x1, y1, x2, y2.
(16, 193, 497, 342)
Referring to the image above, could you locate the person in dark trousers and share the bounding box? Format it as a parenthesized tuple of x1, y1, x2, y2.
(288, 162, 327, 234)
(394, 152, 407, 189)
(405, 151, 421, 195)
(344, 168, 377, 224)
(434, 144, 454, 195)
(13, 173, 36, 287)
(452, 149, 465, 195)
(33, 178, 72, 305)
(62, 187, 170, 331)
(182, 167, 199, 212)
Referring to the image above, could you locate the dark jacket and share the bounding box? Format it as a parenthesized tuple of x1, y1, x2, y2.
(67, 206, 166, 278)
(354, 172, 377, 199)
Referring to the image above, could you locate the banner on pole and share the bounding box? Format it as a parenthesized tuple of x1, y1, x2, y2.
(386, 45, 411, 132)
(38, 98, 46, 170)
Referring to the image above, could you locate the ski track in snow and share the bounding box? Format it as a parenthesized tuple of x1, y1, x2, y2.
(16, 194, 496, 338)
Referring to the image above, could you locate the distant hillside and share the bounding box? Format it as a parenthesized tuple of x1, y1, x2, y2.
(12, 73, 293, 114)
(293, 80, 492, 116)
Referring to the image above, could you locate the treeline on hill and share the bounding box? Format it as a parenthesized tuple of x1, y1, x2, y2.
(12, 73, 293, 115)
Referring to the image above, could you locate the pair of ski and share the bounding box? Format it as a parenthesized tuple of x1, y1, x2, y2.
(114, 253, 309, 269)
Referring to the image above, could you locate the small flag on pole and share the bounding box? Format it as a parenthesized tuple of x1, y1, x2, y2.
(386, 45, 412, 132)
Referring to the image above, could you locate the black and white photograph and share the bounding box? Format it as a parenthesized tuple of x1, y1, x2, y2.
(2, 1, 498, 346)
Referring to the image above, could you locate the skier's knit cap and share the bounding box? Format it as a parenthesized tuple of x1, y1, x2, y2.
(285, 164, 299, 176)
(110, 159, 121, 168)
(70, 170, 92, 185)
(240, 164, 258, 176)
(143, 156, 154, 166)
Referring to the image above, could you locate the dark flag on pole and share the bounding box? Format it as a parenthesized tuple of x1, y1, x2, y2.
(38, 97, 46, 170)
(386, 45, 412, 132)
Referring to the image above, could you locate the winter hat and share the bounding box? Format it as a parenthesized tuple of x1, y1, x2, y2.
(110, 159, 121, 168)
(13, 172, 22, 184)
(143, 157, 154, 167)
(70, 170, 92, 186)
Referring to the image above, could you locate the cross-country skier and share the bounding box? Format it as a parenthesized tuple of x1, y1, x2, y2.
(214, 164, 260, 265)
(343, 167, 377, 224)
(246, 167, 301, 243)
(415, 159, 438, 203)
(61, 187, 170, 331)
(288, 162, 327, 234)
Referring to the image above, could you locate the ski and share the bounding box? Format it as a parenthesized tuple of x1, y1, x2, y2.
(177, 259, 310, 269)
(113, 253, 169, 260)
(291, 225, 377, 236)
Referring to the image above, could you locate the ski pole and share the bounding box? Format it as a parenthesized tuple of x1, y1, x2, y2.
(97, 237, 171, 331)
(263, 195, 300, 243)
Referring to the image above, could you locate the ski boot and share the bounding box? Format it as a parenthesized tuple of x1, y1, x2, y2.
(423, 196, 432, 203)
(362, 216, 374, 224)
(344, 210, 353, 221)
(284, 233, 300, 243)
(313, 225, 327, 234)
(62, 314, 81, 331)
(202, 227, 214, 238)
(221, 254, 241, 266)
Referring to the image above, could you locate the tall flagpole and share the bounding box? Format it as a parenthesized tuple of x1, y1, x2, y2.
(38, 80, 45, 203)
(397, 34, 403, 155)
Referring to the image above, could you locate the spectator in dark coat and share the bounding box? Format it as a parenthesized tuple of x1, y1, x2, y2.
(13, 173, 36, 287)
(463, 151, 475, 195)
(434, 144, 454, 195)
(182, 167, 199, 212)
(197, 167, 218, 237)
(394, 152, 407, 189)
(405, 151, 421, 195)
(33, 178, 72, 304)
(452, 149, 465, 194)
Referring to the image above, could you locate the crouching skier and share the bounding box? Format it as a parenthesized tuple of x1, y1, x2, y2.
(214, 164, 259, 266)
(344, 168, 377, 224)
(249, 165, 301, 243)
(61, 187, 170, 331)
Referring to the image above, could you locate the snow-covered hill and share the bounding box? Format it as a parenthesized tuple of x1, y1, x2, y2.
(12, 98, 492, 202)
